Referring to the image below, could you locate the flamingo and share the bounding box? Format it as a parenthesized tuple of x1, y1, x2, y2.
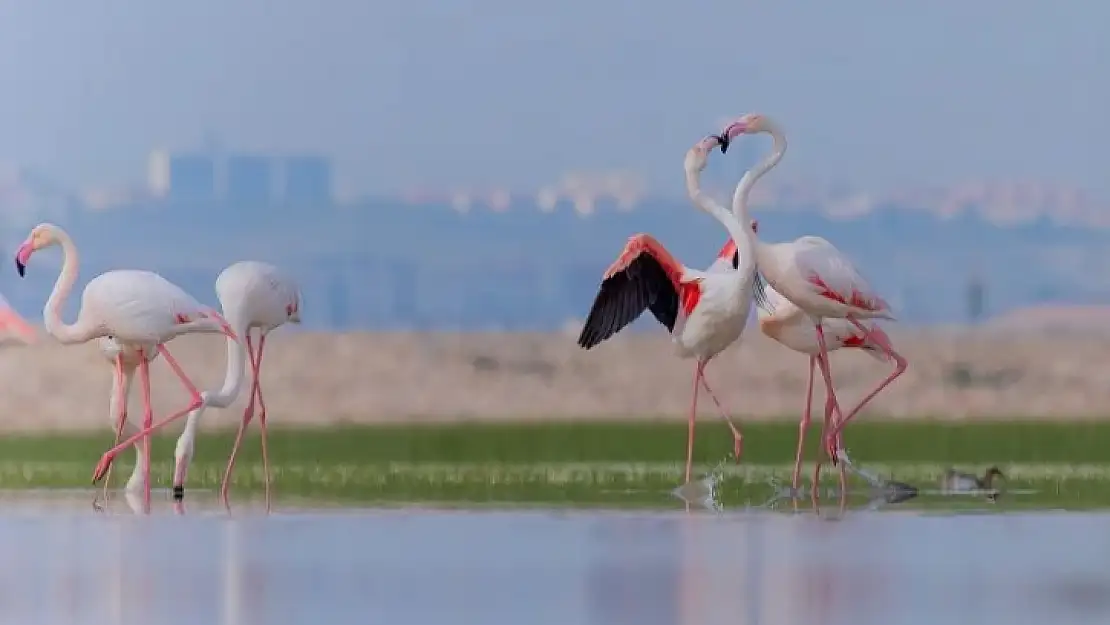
(13, 222, 238, 512)
(577, 134, 757, 484)
(171, 260, 301, 509)
(706, 202, 906, 496)
(717, 114, 906, 469)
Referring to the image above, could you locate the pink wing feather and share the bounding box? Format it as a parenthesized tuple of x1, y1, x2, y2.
(793, 238, 889, 313)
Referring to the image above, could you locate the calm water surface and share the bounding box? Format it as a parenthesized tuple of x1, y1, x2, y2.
(0, 493, 1106, 625)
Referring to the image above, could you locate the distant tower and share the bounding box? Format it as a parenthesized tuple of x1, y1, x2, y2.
(966, 272, 986, 324)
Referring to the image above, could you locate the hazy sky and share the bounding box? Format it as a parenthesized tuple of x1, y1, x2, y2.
(0, 0, 1107, 196)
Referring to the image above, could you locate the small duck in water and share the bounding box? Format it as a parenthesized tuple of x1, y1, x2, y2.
(941, 466, 1005, 502)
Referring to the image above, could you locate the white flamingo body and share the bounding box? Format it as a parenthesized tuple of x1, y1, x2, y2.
(62, 270, 230, 344)
(754, 277, 889, 359)
(757, 237, 892, 321)
(215, 260, 302, 332)
(670, 267, 752, 360)
(712, 240, 891, 359)
(172, 260, 301, 508)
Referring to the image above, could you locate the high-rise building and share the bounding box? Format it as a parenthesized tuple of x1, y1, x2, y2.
(147, 150, 216, 203)
(225, 155, 275, 205)
(281, 155, 332, 205)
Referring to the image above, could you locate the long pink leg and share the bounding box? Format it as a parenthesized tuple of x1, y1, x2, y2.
(813, 326, 849, 508)
(254, 334, 272, 512)
(684, 362, 702, 484)
(792, 356, 816, 492)
(138, 351, 153, 514)
(95, 355, 129, 509)
(91, 345, 204, 485)
(812, 377, 846, 504)
(698, 370, 744, 463)
(813, 325, 844, 453)
(221, 332, 263, 506)
(828, 318, 908, 443)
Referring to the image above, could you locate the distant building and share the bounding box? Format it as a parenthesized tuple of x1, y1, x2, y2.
(281, 155, 332, 205)
(147, 150, 216, 203)
(225, 154, 275, 205)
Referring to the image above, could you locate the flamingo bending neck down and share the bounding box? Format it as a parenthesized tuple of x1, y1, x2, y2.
(577, 134, 757, 484)
(717, 114, 907, 473)
(172, 260, 302, 511)
(14, 222, 238, 513)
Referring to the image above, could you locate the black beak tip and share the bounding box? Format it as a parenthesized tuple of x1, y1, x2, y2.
(717, 134, 730, 154)
(173, 485, 185, 501)
(15, 260, 25, 278)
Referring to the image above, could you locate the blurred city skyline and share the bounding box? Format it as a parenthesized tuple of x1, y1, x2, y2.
(0, 1, 1108, 332)
(0, 1, 1107, 199)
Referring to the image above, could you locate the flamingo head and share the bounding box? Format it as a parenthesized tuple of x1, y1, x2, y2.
(15, 223, 60, 278)
(721, 113, 774, 142)
(684, 134, 727, 173)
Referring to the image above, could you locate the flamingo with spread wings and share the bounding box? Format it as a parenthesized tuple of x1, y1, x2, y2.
(577, 134, 757, 484)
(717, 114, 907, 472)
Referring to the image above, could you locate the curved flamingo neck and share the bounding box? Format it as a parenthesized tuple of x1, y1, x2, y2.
(683, 164, 752, 275)
(175, 322, 248, 468)
(732, 125, 787, 263)
(42, 226, 93, 344)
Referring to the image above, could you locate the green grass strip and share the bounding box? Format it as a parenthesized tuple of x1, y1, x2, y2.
(2, 420, 1108, 509)
(5, 460, 1110, 510)
(5, 420, 1110, 464)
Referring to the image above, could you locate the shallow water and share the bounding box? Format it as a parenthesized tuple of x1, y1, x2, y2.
(0, 491, 1107, 625)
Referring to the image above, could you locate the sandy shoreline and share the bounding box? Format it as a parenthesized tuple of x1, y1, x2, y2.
(0, 328, 1102, 433)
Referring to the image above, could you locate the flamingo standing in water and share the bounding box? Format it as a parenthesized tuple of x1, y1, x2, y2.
(708, 200, 906, 494)
(14, 222, 237, 512)
(172, 260, 301, 509)
(577, 134, 758, 484)
(717, 114, 906, 468)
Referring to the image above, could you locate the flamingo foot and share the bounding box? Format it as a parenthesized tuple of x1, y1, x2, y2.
(732, 435, 743, 464)
(91, 454, 115, 484)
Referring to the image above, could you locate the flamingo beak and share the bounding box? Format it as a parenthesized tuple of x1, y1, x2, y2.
(14, 241, 33, 278)
(716, 133, 730, 154)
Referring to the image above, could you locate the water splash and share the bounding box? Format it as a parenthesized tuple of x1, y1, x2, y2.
(670, 457, 728, 512)
(755, 450, 919, 510)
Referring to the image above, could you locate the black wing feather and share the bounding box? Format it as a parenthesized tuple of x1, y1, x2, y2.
(577, 254, 678, 349)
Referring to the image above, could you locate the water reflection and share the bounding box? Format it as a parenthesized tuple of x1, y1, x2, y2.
(0, 502, 1105, 625)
